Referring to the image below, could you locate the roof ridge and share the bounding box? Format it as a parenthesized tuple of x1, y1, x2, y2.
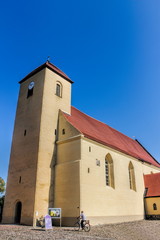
(71, 106, 137, 144)
(144, 172, 160, 176)
(46, 61, 71, 80)
(19, 61, 73, 84)
(68, 106, 160, 167)
(135, 139, 159, 164)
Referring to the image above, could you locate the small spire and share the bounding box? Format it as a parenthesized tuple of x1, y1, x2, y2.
(47, 56, 50, 62)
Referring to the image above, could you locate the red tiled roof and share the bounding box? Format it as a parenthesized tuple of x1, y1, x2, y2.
(19, 61, 73, 84)
(144, 173, 160, 197)
(63, 106, 160, 168)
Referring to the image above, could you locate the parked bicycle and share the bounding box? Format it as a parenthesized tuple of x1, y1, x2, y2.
(74, 217, 91, 232)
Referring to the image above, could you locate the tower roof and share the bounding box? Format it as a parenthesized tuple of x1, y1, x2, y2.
(63, 106, 160, 168)
(19, 61, 73, 84)
(144, 173, 160, 197)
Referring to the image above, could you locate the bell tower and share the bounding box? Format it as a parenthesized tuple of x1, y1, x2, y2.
(3, 61, 73, 225)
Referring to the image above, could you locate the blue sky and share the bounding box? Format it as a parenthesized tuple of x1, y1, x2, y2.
(0, 0, 160, 182)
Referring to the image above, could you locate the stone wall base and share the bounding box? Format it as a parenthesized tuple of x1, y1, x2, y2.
(146, 215, 160, 220)
(52, 215, 144, 227)
(2, 215, 144, 227)
(88, 215, 144, 226)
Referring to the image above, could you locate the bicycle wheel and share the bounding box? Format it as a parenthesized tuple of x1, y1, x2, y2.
(84, 223, 91, 232)
(74, 222, 80, 231)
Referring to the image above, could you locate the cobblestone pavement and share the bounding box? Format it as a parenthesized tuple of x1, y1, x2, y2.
(0, 220, 160, 240)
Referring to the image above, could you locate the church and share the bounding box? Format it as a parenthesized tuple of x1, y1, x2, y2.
(2, 61, 160, 226)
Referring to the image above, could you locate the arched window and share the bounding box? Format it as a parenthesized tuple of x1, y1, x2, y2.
(56, 82, 62, 97)
(105, 153, 115, 188)
(128, 161, 136, 191)
(153, 203, 157, 210)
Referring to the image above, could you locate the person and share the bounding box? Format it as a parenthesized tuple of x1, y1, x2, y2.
(80, 211, 86, 229)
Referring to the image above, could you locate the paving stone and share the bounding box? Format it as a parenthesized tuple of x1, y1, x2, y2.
(0, 220, 160, 240)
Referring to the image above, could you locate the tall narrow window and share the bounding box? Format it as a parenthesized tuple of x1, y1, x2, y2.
(153, 203, 157, 210)
(62, 129, 65, 135)
(128, 161, 136, 191)
(56, 82, 62, 97)
(19, 176, 21, 183)
(105, 160, 109, 186)
(27, 88, 33, 98)
(27, 81, 34, 98)
(105, 153, 115, 188)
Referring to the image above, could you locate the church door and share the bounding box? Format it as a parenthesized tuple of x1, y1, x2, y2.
(14, 201, 22, 224)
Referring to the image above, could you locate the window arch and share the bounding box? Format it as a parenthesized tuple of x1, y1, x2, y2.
(56, 82, 62, 97)
(153, 203, 157, 210)
(128, 161, 136, 191)
(105, 153, 115, 188)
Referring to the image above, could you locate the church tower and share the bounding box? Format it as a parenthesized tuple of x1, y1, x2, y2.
(3, 61, 73, 225)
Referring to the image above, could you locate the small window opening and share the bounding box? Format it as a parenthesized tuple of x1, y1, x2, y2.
(96, 159, 100, 166)
(153, 203, 157, 210)
(89, 147, 91, 152)
(19, 176, 21, 183)
(27, 88, 34, 98)
(62, 129, 65, 135)
(88, 168, 90, 173)
(55, 129, 57, 135)
(24, 130, 27, 136)
(56, 83, 62, 97)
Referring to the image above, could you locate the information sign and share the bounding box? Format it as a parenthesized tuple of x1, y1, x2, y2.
(48, 208, 61, 218)
(48, 208, 62, 227)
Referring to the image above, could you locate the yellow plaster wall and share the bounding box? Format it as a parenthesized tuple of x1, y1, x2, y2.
(3, 67, 72, 225)
(53, 115, 81, 225)
(3, 70, 45, 225)
(80, 137, 160, 224)
(145, 197, 160, 215)
(58, 110, 80, 142)
(33, 68, 72, 220)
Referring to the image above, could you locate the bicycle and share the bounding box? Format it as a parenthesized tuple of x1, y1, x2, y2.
(74, 217, 91, 232)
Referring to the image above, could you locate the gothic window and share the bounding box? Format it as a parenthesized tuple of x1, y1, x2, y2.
(128, 161, 136, 191)
(105, 160, 109, 186)
(105, 153, 115, 188)
(56, 82, 62, 97)
(153, 203, 157, 210)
